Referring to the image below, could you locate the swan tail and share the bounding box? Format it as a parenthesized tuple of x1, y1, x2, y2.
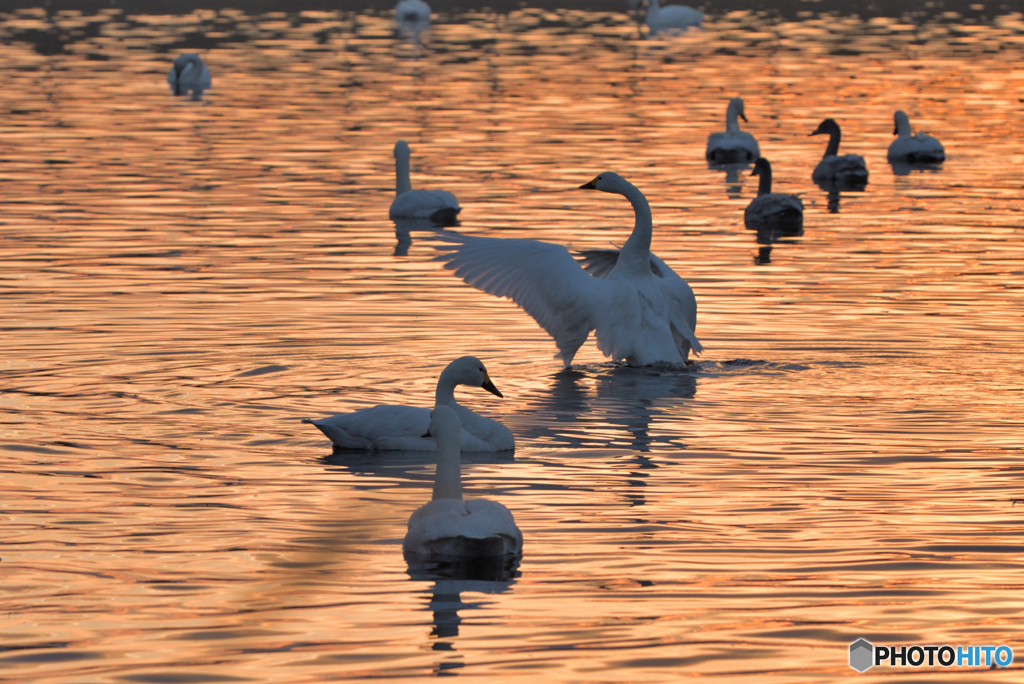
(303, 418, 373, 450)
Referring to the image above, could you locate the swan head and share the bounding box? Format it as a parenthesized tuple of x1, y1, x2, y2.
(809, 118, 840, 137)
(443, 356, 503, 398)
(578, 172, 633, 194)
(893, 110, 911, 136)
(394, 140, 411, 160)
(750, 157, 771, 177)
(729, 97, 747, 123)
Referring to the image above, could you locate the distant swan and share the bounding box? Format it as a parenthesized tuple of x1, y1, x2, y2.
(887, 110, 945, 164)
(167, 53, 211, 99)
(403, 405, 523, 560)
(645, 0, 703, 35)
(744, 158, 803, 232)
(303, 356, 513, 452)
(395, 0, 431, 39)
(706, 98, 760, 164)
(389, 141, 461, 225)
(810, 118, 868, 188)
(436, 172, 702, 367)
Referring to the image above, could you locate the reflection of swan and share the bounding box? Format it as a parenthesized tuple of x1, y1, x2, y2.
(395, 0, 431, 40)
(888, 110, 945, 164)
(389, 141, 460, 225)
(810, 119, 868, 189)
(645, 0, 703, 35)
(303, 356, 513, 452)
(167, 54, 211, 99)
(744, 158, 803, 234)
(403, 406, 523, 560)
(436, 173, 702, 367)
(706, 98, 760, 164)
(393, 219, 445, 257)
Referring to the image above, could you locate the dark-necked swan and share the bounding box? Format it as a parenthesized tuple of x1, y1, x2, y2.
(403, 405, 522, 560)
(389, 141, 461, 225)
(645, 0, 703, 35)
(744, 158, 804, 233)
(706, 98, 760, 164)
(167, 54, 211, 99)
(887, 110, 945, 164)
(810, 118, 869, 188)
(303, 356, 513, 452)
(395, 0, 431, 40)
(436, 172, 702, 367)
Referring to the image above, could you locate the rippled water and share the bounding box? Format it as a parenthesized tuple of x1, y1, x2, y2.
(3, 5, 1024, 682)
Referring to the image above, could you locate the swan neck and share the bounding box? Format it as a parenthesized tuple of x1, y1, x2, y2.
(757, 166, 772, 197)
(895, 114, 911, 137)
(726, 102, 741, 133)
(434, 368, 458, 406)
(396, 155, 412, 196)
(431, 434, 463, 501)
(619, 183, 653, 268)
(823, 127, 841, 158)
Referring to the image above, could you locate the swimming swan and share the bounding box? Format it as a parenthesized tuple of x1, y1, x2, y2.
(389, 141, 461, 226)
(303, 356, 513, 452)
(810, 118, 868, 188)
(645, 0, 704, 35)
(403, 405, 523, 560)
(395, 0, 431, 39)
(167, 54, 211, 99)
(706, 98, 760, 164)
(887, 110, 945, 164)
(744, 158, 804, 233)
(435, 172, 702, 367)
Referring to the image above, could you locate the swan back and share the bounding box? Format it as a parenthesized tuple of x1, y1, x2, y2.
(646, 0, 704, 35)
(887, 111, 945, 164)
(167, 53, 211, 97)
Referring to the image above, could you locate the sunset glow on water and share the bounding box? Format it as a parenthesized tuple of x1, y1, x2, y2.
(2, 5, 1024, 681)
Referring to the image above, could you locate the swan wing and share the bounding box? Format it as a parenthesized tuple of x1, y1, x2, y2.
(435, 233, 606, 365)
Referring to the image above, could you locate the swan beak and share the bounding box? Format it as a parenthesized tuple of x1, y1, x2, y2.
(481, 373, 503, 398)
(578, 176, 600, 190)
(809, 128, 822, 137)
(740, 112, 748, 123)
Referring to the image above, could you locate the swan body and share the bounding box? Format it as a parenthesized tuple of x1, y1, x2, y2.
(403, 406, 522, 560)
(436, 172, 702, 368)
(810, 118, 868, 188)
(167, 54, 211, 99)
(706, 98, 760, 164)
(395, 0, 431, 39)
(887, 110, 945, 164)
(304, 356, 513, 452)
(646, 0, 703, 35)
(389, 141, 460, 225)
(744, 158, 803, 233)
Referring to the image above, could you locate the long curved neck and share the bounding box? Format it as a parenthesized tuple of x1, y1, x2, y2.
(895, 114, 911, 137)
(432, 433, 463, 501)
(618, 182, 654, 273)
(823, 127, 841, 158)
(434, 367, 459, 407)
(396, 155, 412, 196)
(726, 102, 741, 133)
(647, 0, 660, 18)
(757, 165, 772, 197)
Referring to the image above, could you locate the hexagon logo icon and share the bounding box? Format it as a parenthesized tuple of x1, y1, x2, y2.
(849, 639, 874, 672)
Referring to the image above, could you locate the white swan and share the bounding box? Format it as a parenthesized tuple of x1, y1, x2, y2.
(303, 356, 513, 452)
(403, 405, 522, 560)
(167, 53, 212, 99)
(887, 110, 945, 164)
(395, 0, 431, 40)
(706, 98, 760, 164)
(389, 141, 461, 226)
(435, 172, 702, 367)
(810, 118, 869, 188)
(744, 158, 804, 232)
(645, 0, 704, 35)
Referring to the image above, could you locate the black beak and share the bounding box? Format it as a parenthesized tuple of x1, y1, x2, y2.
(740, 112, 748, 123)
(579, 177, 599, 190)
(481, 376, 503, 398)
(809, 128, 822, 137)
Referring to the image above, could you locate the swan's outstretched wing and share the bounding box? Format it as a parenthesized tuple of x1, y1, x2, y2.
(575, 248, 621, 279)
(435, 233, 606, 365)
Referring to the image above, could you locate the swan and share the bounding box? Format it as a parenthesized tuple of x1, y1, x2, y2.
(744, 158, 803, 233)
(167, 53, 211, 99)
(403, 405, 523, 560)
(435, 172, 702, 367)
(303, 356, 513, 452)
(389, 141, 461, 226)
(706, 98, 760, 164)
(887, 110, 945, 164)
(645, 0, 703, 35)
(395, 0, 431, 40)
(810, 118, 869, 188)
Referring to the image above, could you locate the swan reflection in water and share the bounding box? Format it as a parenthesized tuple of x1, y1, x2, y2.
(710, 162, 751, 200)
(393, 218, 448, 257)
